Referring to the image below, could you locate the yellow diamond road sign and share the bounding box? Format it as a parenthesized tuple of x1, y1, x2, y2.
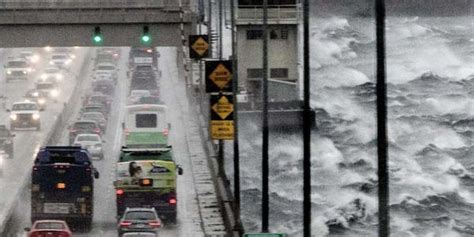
(212, 96, 233, 120)
(191, 37, 209, 56)
(209, 63, 232, 89)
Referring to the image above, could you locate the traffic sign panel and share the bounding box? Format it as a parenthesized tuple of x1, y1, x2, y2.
(189, 35, 209, 59)
(211, 95, 233, 120)
(211, 120, 234, 140)
(206, 60, 233, 93)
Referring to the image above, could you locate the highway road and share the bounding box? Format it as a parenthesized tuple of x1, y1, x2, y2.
(1, 47, 212, 236)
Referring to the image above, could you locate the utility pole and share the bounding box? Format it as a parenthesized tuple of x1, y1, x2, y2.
(302, 0, 311, 236)
(261, 0, 269, 232)
(375, 0, 389, 236)
(230, 0, 243, 234)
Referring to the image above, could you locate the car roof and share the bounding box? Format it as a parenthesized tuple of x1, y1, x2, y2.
(13, 101, 37, 105)
(96, 62, 115, 66)
(125, 207, 157, 212)
(75, 133, 101, 139)
(122, 233, 157, 237)
(33, 220, 67, 224)
(82, 111, 104, 115)
(73, 120, 98, 124)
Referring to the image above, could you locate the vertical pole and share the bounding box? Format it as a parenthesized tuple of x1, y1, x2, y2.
(230, 0, 242, 234)
(217, 0, 224, 179)
(261, 0, 269, 233)
(218, 0, 223, 59)
(302, 0, 311, 236)
(208, 0, 213, 58)
(375, 0, 389, 236)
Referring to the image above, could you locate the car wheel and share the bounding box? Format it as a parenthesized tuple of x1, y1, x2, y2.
(7, 148, 13, 159)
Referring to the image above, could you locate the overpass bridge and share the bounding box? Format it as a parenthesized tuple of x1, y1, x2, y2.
(0, 0, 240, 236)
(0, 0, 197, 47)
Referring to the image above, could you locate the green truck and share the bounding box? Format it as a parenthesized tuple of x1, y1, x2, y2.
(114, 147, 182, 224)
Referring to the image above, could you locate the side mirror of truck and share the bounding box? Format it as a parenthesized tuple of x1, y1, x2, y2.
(11, 134, 15, 137)
(24, 227, 31, 232)
(93, 168, 100, 179)
(39, 108, 45, 112)
(122, 122, 125, 130)
(177, 166, 183, 175)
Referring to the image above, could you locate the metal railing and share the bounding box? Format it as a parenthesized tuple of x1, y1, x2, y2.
(0, 0, 191, 9)
(237, 4, 299, 21)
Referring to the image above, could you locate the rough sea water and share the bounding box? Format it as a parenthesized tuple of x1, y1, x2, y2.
(225, 15, 474, 237)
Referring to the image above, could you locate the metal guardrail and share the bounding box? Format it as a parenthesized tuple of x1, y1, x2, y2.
(0, 0, 192, 9)
(237, 4, 299, 20)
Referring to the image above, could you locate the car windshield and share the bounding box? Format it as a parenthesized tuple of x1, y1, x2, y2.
(36, 84, 53, 90)
(0, 130, 10, 137)
(125, 211, 156, 220)
(74, 122, 96, 129)
(7, 61, 27, 67)
(77, 135, 99, 142)
(82, 113, 103, 120)
(35, 222, 65, 230)
(45, 68, 59, 73)
(52, 55, 67, 59)
(12, 103, 37, 110)
(131, 91, 149, 97)
(97, 65, 115, 70)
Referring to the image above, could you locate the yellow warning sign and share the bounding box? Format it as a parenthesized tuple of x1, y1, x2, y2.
(211, 121, 234, 140)
(191, 37, 209, 57)
(212, 96, 233, 120)
(209, 64, 232, 90)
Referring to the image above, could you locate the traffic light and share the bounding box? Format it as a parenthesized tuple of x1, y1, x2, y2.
(92, 26, 103, 45)
(141, 26, 152, 45)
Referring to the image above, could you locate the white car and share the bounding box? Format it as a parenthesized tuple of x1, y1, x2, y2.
(49, 53, 72, 68)
(20, 50, 40, 64)
(7, 101, 42, 130)
(95, 63, 117, 81)
(128, 90, 151, 104)
(40, 66, 63, 82)
(73, 134, 104, 159)
(92, 71, 114, 82)
(35, 81, 59, 99)
(4, 58, 32, 82)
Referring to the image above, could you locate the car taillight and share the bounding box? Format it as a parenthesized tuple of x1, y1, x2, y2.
(94, 128, 101, 134)
(169, 197, 177, 205)
(120, 221, 132, 227)
(149, 221, 161, 228)
(69, 128, 77, 133)
(163, 128, 169, 136)
(116, 189, 124, 195)
(57, 231, 69, 237)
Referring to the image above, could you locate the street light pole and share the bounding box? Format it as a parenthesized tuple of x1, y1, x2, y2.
(261, 0, 269, 233)
(230, 0, 242, 234)
(375, 0, 389, 236)
(302, 0, 311, 236)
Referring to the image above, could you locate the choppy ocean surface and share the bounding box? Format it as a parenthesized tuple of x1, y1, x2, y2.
(226, 16, 474, 236)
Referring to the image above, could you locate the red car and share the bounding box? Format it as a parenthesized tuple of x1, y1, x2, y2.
(25, 220, 72, 237)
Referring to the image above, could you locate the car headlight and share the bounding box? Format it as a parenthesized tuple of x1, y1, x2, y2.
(0, 156, 3, 165)
(38, 99, 45, 104)
(44, 46, 52, 52)
(22, 70, 27, 74)
(50, 90, 59, 97)
(32, 92, 39, 97)
(70, 54, 76, 59)
(6, 70, 11, 75)
(31, 55, 39, 63)
(49, 61, 54, 65)
(32, 113, 40, 120)
(56, 74, 63, 80)
(10, 114, 17, 120)
(27, 68, 32, 73)
(65, 60, 71, 65)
